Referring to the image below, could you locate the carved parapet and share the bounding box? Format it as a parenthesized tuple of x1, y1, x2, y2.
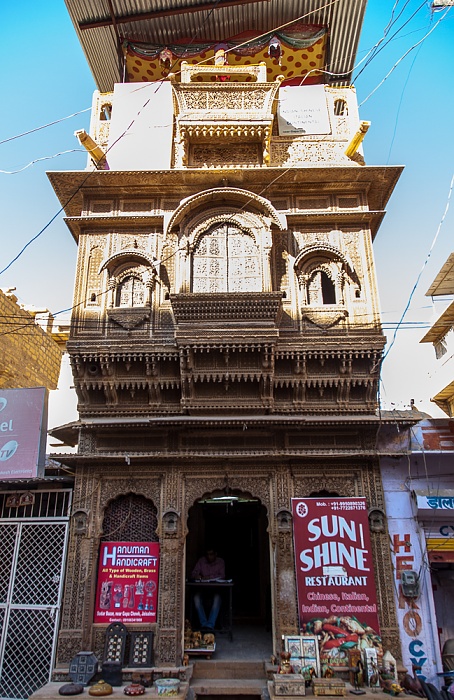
(180, 61, 269, 83)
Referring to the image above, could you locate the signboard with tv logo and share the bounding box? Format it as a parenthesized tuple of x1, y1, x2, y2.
(0, 387, 47, 480)
(292, 497, 382, 669)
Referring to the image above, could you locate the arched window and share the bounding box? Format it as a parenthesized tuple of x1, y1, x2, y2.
(116, 274, 145, 307)
(334, 99, 348, 116)
(192, 224, 261, 293)
(308, 269, 337, 305)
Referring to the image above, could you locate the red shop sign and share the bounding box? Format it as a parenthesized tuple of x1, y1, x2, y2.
(94, 541, 160, 624)
(292, 498, 382, 668)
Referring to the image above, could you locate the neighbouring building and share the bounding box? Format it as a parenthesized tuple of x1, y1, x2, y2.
(0, 290, 71, 700)
(420, 253, 454, 417)
(379, 417, 454, 684)
(0, 287, 63, 390)
(45, 0, 418, 689)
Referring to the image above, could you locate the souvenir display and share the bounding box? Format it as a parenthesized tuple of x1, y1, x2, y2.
(69, 652, 98, 686)
(58, 683, 84, 696)
(129, 632, 153, 667)
(124, 682, 145, 696)
(103, 622, 128, 665)
(154, 678, 180, 696)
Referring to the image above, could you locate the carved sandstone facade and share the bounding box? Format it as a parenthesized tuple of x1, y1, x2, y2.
(50, 64, 403, 669)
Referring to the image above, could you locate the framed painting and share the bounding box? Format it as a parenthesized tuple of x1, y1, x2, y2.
(284, 635, 320, 677)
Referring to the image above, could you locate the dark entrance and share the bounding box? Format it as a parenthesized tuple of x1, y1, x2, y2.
(186, 491, 271, 638)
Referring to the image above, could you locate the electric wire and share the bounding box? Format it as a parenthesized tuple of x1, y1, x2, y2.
(359, 7, 451, 106)
(0, 107, 92, 146)
(386, 42, 423, 164)
(380, 172, 454, 365)
(353, 0, 425, 83)
(0, 0, 450, 316)
(0, 149, 85, 174)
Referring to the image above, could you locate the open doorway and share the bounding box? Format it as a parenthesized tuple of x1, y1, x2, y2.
(185, 490, 272, 657)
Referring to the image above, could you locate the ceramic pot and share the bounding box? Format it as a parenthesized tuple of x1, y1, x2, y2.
(124, 682, 145, 696)
(89, 680, 113, 696)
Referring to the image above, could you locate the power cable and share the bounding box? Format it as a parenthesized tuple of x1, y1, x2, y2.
(0, 150, 85, 175)
(386, 42, 423, 164)
(353, 0, 425, 83)
(359, 7, 451, 106)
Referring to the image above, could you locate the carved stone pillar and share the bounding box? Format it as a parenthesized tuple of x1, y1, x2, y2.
(155, 537, 185, 665)
(155, 468, 185, 666)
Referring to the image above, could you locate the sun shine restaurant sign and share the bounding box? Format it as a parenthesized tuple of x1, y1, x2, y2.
(292, 498, 382, 668)
(0, 387, 48, 480)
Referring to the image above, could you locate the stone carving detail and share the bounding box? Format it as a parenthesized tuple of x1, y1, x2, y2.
(56, 634, 84, 666)
(99, 477, 161, 509)
(342, 231, 363, 279)
(301, 307, 348, 329)
(114, 233, 150, 253)
(156, 632, 178, 666)
(293, 471, 358, 498)
(275, 532, 298, 635)
(271, 140, 351, 166)
(191, 144, 260, 167)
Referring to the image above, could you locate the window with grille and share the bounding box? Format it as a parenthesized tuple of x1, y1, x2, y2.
(101, 494, 158, 542)
(192, 224, 261, 293)
(116, 275, 145, 307)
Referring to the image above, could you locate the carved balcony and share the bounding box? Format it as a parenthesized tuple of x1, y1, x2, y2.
(171, 292, 283, 346)
(172, 63, 283, 167)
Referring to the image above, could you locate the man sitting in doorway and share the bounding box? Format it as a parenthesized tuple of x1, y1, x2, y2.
(191, 548, 225, 631)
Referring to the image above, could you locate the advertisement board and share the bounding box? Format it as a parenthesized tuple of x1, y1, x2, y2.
(0, 387, 47, 480)
(292, 497, 382, 669)
(94, 542, 160, 624)
(277, 85, 331, 135)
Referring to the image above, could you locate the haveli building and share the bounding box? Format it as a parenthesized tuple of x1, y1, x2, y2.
(47, 0, 418, 681)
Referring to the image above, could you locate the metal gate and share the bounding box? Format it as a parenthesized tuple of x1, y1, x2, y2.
(0, 491, 70, 700)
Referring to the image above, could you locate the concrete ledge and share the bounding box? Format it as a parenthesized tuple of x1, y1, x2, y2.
(29, 682, 189, 700)
(190, 678, 266, 695)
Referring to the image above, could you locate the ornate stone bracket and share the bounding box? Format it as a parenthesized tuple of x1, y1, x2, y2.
(301, 306, 348, 329)
(107, 308, 150, 330)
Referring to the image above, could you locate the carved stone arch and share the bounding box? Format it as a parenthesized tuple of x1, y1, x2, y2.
(166, 187, 287, 236)
(294, 244, 358, 286)
(293, 471, 359, 498)
(100, 478, 161, 508)
(98, 250, 157, 309)
(183, 475, 271, 521)
(99, 249, 157, 275)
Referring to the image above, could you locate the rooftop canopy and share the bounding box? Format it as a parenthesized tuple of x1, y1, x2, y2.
(65, 0, 368, 92)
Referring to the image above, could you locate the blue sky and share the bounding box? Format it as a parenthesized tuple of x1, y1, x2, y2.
(1, 1, 453, 423)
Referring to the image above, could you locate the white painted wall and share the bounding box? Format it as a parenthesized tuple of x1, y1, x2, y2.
(106, 82, 174, 171)
(381, 455, 443, 684)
